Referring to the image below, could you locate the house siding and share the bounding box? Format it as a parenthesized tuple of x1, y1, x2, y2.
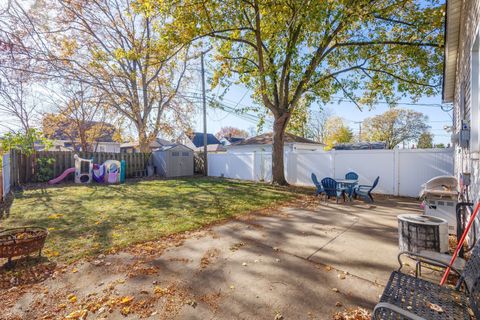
(453, 1, 480, 203)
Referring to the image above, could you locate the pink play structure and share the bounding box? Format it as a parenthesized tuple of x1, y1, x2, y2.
(48, 154, 124, 185)
(48, 168, 75, 185)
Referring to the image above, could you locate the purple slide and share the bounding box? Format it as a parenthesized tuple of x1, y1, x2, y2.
(48, 167, 75, 185)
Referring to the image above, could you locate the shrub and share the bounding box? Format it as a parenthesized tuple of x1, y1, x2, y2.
(36, 157, 56, 182)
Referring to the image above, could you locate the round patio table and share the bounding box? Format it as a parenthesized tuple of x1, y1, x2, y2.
(335, 179, 358, 201)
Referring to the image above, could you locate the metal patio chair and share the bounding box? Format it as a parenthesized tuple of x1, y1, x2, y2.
(372, 239, 480, 319)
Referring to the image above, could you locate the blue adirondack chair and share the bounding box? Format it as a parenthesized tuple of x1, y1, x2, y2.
(345, 172, 359, 180)
(321, 177, 346, 203)
(311, 173, 325, 197)
(344, 172, 359, 197)
(354, 176, 380, 203)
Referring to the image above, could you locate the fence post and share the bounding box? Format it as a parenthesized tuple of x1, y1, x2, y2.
(252, 152, 256, 181)
(332, 149, 336, 178)
(394, 148, 400, 196)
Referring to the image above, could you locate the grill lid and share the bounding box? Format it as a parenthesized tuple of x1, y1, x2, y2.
(419, 175, 458, 199)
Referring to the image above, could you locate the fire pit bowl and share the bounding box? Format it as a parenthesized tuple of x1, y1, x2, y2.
(398, 214, 449, 253)
(0, 227, 48, 266)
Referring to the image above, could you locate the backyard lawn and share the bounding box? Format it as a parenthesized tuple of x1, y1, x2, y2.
(1, 177, 299, 263)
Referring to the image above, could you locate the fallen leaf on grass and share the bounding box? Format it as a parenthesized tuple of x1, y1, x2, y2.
(48, 214, 64, 219)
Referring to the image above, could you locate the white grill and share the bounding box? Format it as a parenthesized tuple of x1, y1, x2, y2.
(419, 176, 459, 234)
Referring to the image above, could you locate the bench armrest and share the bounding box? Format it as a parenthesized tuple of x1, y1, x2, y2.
(397, 251, 463, 277)
(373, 302, 427, 320)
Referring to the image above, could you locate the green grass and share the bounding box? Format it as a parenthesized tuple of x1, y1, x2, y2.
(1, 177, 299, 263)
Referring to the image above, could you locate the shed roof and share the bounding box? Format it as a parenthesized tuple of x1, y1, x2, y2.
(158, 143, 193, 151)
(442, 0, 462, 103)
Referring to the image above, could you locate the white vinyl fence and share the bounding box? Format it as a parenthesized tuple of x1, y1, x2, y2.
(1, 153, 11, 199)
(208, 148, 454, 197)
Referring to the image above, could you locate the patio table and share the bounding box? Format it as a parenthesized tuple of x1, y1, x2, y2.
(335, 179, 358, 201)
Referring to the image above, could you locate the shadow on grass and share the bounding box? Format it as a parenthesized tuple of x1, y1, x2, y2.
(3, 177, 302, 263)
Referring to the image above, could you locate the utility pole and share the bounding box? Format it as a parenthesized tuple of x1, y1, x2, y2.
(354, 121, 362, 142)
(201, 51, 208, 176)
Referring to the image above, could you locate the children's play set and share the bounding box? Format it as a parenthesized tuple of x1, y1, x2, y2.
(48, 154, 126, 185)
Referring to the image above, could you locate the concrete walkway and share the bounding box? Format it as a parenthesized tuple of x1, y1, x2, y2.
(1, 195, 421, 320)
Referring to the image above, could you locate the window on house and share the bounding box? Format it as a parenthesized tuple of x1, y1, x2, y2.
(182, 152, 189, 156)
(470, 32, 480, 153)
(172, 152, 179, 157)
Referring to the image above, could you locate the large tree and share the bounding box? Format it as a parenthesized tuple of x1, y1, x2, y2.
(417, 131, 434, 149)
(158, 0, 444, 184)
(0, 69, 38, 133)
(362, 108, 429, 148)
(1, 0, 195, 151)
(215, 126, 249, 139)
(323, 116, 354, 150)
(42, 82, 122, 151)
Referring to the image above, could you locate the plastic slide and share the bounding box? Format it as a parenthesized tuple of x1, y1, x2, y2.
(48, 167, 75, 185)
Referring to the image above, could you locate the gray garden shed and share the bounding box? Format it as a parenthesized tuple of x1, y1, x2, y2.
(152, 144, 194, 178)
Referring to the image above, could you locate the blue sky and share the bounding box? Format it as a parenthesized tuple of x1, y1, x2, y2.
(192, 83, 452, 146)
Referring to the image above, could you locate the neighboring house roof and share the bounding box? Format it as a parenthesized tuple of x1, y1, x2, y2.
(442, 0, 462, 103)
(334, 142, 387, 150)
(120, 138, 173, 149)
(222, 136, 246, 144)
(202, 144, 226, 152)
(232, 132, 324, 146)
(189, 132, 221, 148)
(46, 120, 117, 142)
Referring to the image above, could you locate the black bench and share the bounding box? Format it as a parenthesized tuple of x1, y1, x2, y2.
(372, 240, 480, 319)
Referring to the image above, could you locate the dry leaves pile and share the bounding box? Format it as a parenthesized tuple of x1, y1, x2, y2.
(0, 259, 56, 289)
(125, 233, 186, 257)
(200, 248, 220, 269)
(333, 307, 371, 320)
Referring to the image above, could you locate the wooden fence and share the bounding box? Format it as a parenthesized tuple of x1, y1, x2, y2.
(0, 172, 3, 202)
(9, 149, 151, 186)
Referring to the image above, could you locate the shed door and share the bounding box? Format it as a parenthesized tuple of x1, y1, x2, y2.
(170, 151, 180, 177)
(180, 151, 191, 176)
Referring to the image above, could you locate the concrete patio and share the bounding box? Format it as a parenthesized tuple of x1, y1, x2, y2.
(1, 195, 422, 320)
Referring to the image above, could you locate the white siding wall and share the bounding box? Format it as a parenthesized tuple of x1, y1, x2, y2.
(453, 0, 480, 201)
(208, 149, 454, 197)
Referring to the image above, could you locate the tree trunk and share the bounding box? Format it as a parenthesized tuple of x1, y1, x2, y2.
(272, 112, 290, 185)
(137, 128, 150, 153)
